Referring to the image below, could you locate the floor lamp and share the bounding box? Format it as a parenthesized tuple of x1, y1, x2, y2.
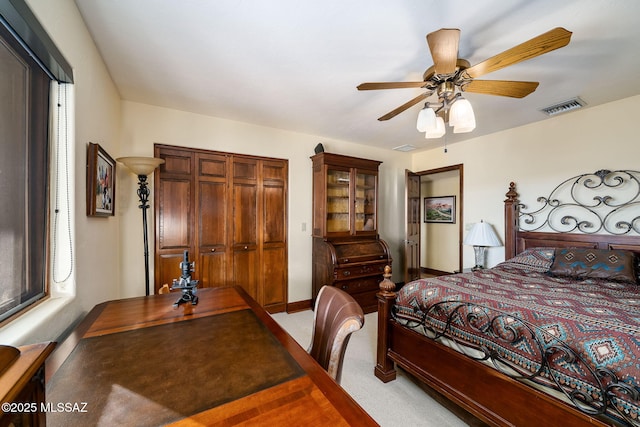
(117, 156, 165, 296)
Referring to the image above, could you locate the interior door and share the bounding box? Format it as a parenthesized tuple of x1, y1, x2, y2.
(404, 170, 420, 284)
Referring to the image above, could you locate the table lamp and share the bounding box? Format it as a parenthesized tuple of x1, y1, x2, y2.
(463, 220, 502, 271)
(117, 156, 165, 295)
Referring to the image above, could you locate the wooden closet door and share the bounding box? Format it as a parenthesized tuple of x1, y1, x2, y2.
(197, 153, 230, 288)
(231, 157, 258, 300)
(261, 160, 287, 309)
(154, 145, 287, 311)
(155, 148, 195, 292)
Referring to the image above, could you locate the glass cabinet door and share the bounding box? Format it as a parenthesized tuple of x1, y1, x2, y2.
(326, 168, 350, 233)
(355, 171, 376, 232)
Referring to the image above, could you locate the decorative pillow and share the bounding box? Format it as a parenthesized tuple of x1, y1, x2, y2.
(502, 247, 555, 272)
(549, 248, 637, 283)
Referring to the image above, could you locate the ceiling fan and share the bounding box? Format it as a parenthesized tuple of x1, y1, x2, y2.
(357, 27, 572, 136)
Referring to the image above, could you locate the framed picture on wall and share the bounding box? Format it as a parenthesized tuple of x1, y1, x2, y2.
(86, 142, 116, 217)
(424, 195, 456, 223)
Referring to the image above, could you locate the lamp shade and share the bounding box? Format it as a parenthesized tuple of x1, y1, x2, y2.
(463, 220, 502, 247)
(449, 98, 476, 132)
(416, 106, 436, 132)
(425, 116, 445, 139)
(117, 156, 165, 176)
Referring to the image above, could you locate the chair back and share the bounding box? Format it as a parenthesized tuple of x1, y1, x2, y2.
(308, 286, 364, 383)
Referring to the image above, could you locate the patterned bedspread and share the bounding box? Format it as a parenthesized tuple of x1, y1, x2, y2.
(395, 260, 640, 425)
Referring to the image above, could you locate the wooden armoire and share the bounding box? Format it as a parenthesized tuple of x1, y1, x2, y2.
(153, 144, 288, 312)
(311, 153, 391, 313)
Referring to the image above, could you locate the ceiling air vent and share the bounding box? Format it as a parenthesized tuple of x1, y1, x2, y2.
(393, 144, 417, 152)
(540, 97, 586, 116)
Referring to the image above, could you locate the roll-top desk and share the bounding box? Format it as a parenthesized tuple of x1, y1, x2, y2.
(311, 153, 391, 313)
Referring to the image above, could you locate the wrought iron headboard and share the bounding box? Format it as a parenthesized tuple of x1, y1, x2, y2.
(516, 169, 640, 235)
(505, 169, 640, 258)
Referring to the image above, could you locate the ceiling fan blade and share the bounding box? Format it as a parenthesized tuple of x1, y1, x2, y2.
(426, 28, 460, 75)
(378, 92, 430, 121)
(465, 27, 572, 79)
(357, 82, 427, 90)
(463, 80, 539, 98)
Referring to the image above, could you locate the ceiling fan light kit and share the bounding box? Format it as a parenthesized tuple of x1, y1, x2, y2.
(358, 27, 572, 141)
(425, 116, 446, 139)
(448, 97, 476, 132)
(416, 105, 436, 132)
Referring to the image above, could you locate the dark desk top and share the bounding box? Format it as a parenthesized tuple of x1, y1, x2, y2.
(46, 287, 377, 426)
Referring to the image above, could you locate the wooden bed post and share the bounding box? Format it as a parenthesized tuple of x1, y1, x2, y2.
(375, 265, 397, 382)
(504, 182, 519, 260)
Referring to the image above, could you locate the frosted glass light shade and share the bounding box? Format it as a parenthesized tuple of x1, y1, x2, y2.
(425, 116, 446, 138)
(117, 156, 165, 176)
(416, 106, 436, 132)
(453, 119, 476, 133)
(449, 98, 476, 132)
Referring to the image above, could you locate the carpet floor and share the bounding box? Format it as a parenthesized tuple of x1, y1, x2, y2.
(271, 310, 477, 426)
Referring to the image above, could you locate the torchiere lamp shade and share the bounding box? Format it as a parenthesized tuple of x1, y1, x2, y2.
(117, 156, 164, 176)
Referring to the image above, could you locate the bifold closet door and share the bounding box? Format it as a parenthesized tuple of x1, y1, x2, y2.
(155, 145, 287, 312)
(197, 153, 231, 288)
(231, 157, 259, 300)
(155, 148, 194, 293)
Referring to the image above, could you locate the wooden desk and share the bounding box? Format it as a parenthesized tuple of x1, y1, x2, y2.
(0, 342, 56, 426)
(46, 287, 377, 426)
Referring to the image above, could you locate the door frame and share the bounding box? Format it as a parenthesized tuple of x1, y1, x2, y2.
(412, 164, 463, 276)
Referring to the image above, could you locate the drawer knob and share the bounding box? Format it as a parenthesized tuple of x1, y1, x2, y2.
(343, 271, 351, 276)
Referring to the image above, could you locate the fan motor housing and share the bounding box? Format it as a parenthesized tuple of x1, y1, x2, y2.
(423, 58, 470, 81)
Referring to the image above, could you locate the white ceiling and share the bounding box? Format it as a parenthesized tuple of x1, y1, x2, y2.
(74, 0, 640, 152)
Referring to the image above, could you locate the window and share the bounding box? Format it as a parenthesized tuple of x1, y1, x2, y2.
(0, 0, 73, 323)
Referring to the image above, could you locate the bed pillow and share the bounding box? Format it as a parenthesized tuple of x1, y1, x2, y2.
(503, 247, 555, 272)
(549, 248, 637, 283)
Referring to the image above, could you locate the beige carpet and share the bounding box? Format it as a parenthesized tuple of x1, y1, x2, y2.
(271, 310, 473, 426)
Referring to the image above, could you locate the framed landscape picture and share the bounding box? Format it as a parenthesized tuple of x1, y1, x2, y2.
(86, 142, 116, 217)
(424, 195, 456, 223)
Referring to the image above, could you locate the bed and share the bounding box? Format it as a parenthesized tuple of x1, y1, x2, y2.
(375, 170, 640, 427)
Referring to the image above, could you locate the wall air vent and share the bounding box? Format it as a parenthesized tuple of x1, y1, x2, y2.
(540, 97, 586, 116)
(393, 144, 417, 152)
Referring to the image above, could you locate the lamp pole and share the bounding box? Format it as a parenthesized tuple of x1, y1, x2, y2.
(116, 156, 164, 296)
(136, 174, 152, 296)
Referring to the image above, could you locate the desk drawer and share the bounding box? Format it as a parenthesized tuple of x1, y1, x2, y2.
(334, 262, 386, 280)
(336, 275, 382, 294)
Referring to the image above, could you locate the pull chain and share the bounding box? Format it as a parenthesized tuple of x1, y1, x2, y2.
(52, 83, 74, 284)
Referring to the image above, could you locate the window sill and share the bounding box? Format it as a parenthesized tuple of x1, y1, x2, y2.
(0, 296, 75, 346)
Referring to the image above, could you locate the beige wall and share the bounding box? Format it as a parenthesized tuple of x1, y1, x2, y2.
(420, 172, 460, 272)
(118, 101, 410, 302)
(412, 94, 640, 269)
(0, 0, 123, 345)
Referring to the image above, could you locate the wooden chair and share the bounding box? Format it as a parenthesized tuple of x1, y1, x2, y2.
(308, 286, 364, 383)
